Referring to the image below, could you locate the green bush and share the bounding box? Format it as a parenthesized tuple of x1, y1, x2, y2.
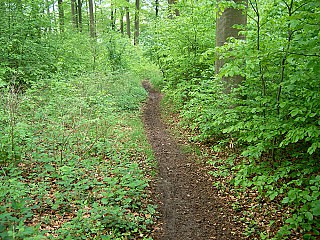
(143, 0, 320, 238)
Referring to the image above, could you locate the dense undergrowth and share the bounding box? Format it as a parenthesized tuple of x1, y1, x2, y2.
(1, 0, 319, 238)
(144, 0, 320, 239)
(0, 28, 162, 239)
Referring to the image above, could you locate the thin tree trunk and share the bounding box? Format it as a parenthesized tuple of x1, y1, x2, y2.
(111, 2, 115, 30)
(134, 0, 140, 45)
(85, 0, 89, 32)
(58, 0, 64, 33)
(120, 8, 124, 34)
(52, 1, 57, 31)
(126, 0, 131, 38)
(88, 0, 95, 37)
(249, 0, 266, 114)
(78, 0, 82, 32)
(155, 0, 159, 17)
(75, 1, 79, 29)
(94, 1, 97, 33)
(71, 0, 77, 27)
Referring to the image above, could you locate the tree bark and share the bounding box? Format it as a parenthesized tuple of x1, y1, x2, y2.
(120, 8, 124, 34)
(78, 0, 82, 32)
(134, 0, 140, 45)
(111, 2, 116, 30)
(155, 0, 159, 17)
(88, 0, 95, 37)
(71, 0, 77, 28)
(215, 0, 247, 93)
(126, 0, 131, 38)
(58, 0, 64, 33)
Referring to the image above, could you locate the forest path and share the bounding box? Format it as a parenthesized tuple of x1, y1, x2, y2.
(142, 81, 243, 240)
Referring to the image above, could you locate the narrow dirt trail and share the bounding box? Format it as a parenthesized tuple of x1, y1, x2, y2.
(142, 81, 243, 240)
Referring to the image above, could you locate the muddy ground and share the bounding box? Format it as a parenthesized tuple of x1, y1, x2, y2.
(142, 81, 244, 240)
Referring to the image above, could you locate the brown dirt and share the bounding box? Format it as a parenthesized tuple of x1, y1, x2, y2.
(142, 81, 244, 240)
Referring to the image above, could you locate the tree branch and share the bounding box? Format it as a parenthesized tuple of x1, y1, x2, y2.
(288, 52, 320, 58)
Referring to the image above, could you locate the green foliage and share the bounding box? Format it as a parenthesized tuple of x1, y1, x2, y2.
(143, 0, 215, 101)
(148, 0, 320, 158)
(0, 0, 163, 238)
(144, 0, 320, 238)
(209, 155, 320, 239)
(223, 0, 320, 160)
(0, 173, 42, 239)
(0, 0, 54, 87)
(0, 70, 159, 238)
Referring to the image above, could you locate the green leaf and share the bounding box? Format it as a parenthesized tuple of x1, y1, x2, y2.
(282, 197, 290, 204)
(303, 234, 313, 240)
(308, 142, 320, 155)
(279, 102, 287, 108)
(290, 108, 300, 117)
(305, 212, 313, 221)
(269, 191, 278, 200)
(101, 198, 109, 204)
(311, 200, 320, 216)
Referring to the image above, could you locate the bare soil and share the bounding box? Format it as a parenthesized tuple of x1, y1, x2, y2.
(142, 81, 244, 240)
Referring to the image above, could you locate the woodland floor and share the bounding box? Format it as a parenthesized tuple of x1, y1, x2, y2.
(142, 81, 244, 240)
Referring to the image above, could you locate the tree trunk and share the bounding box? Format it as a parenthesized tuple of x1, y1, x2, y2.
(71, 0, 77, 28)
(120, 8, 124, 34)
(215, 0, 247, 93)
(155, 0, 159, 17)
(78, 0, 82, 32)
(126, 0, 131, 38)
(88, 0, 95, 37)
(111, 2, 115, 30)
(134, 0, 139, 45)
(58, 0, 64, 33)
